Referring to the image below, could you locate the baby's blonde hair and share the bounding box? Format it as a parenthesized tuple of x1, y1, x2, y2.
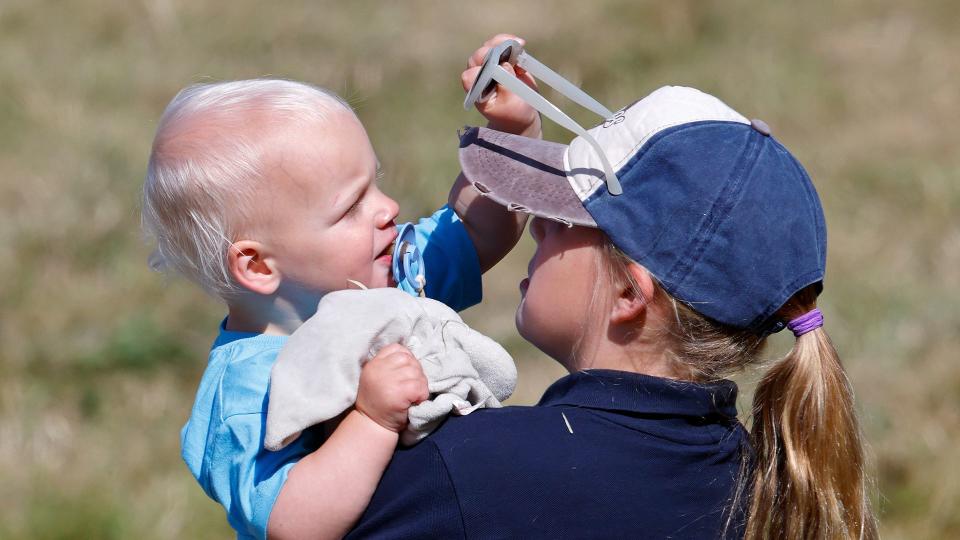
(141, 79, 353, 298)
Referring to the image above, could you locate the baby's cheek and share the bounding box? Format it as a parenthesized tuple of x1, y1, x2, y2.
(368, 264, 392, 290)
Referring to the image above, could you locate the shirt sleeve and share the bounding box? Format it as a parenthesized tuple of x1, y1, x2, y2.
(346, 439, 465, 539)
(204, 412, 315, 540)
(412, 205, 482, 312)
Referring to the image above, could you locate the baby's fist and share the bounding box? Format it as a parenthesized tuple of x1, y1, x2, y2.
(462, 33, 541, 138)
(356, 343, 429, 433)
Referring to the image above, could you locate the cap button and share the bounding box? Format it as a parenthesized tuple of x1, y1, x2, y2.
(750, 118, 771, 136)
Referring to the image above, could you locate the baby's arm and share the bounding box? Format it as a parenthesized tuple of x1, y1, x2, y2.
(267, 344, 427, 540)
(450, 34, 541, 273)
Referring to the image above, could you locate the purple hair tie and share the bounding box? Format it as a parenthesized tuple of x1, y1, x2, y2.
(787, 308, 823, 337)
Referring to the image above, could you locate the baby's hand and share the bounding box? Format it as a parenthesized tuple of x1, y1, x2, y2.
(462, 33, 541, 138)
(355, 343, 429, 433)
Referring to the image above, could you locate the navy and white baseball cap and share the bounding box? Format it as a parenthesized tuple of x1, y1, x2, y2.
(458, 86, 827, 334)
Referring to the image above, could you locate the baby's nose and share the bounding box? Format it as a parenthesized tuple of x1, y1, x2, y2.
(376, 196, 400, 228)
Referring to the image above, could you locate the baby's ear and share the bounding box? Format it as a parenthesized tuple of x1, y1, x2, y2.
(227, 240, 281, 295)
(609, 263, 655, 324)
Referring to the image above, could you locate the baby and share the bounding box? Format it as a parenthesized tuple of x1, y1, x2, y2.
(143, 37, 538, 540)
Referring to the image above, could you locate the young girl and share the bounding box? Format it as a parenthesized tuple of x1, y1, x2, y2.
(347, 84, 878, 539)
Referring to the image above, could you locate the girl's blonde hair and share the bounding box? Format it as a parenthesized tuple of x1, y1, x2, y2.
(142, 79, 353, 298)
(598, 238, 878, 539)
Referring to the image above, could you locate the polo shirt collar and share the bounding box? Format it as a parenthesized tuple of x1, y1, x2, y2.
(538, 369, 739, 419)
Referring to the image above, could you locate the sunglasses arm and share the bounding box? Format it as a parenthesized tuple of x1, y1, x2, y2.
(515, 52, 614, 119)
(488, 65, 623, 195)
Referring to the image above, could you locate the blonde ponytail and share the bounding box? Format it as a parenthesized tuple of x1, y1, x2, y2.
(746, 286, 878, 539)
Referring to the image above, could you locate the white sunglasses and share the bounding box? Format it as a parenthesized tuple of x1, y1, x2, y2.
(464, 39, 623, 195)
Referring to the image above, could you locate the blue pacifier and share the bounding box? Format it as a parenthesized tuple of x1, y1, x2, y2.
(392, 223, 425, 297)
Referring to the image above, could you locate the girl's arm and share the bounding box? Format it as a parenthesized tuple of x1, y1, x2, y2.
(267, 344, 428, 540)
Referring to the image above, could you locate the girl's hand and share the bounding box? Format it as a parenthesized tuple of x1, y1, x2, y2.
(462, 33, 542, 138)
(355, 343, 429, 433)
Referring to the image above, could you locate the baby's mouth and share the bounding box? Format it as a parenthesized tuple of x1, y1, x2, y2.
(376, 242, 394, 263)
(378, 241, 397, 283)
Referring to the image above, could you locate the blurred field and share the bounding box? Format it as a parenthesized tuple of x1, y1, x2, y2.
(1, 0, 958, 537)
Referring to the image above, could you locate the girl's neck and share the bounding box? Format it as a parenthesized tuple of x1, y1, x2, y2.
(568, 312, 682, 380)
(570, 343, 680, 379)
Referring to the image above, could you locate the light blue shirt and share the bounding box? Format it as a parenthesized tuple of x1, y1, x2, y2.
(180, 205, 482, 539)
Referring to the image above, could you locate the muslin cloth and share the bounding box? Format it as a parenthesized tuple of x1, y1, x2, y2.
(264, 287, 516, 450)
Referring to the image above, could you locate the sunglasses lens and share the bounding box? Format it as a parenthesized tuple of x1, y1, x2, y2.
(479, 42, 517, 101)
(497, 44, 514, 65)
(480, 79, 498, 100)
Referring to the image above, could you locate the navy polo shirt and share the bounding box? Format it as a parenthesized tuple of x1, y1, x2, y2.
(348, 369, 749, 539)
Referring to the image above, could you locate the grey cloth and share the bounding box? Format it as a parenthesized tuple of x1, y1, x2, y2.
(264, 288, 516, 450)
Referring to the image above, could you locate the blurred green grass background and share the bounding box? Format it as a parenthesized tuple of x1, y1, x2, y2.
(1, 0, 958, 537)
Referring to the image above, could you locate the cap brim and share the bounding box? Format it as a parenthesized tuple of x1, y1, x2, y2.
(458, 127, 597, 228)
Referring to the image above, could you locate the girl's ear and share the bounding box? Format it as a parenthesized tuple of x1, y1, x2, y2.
(610, 262, 656, 324)
(227, 240, 281, 295)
